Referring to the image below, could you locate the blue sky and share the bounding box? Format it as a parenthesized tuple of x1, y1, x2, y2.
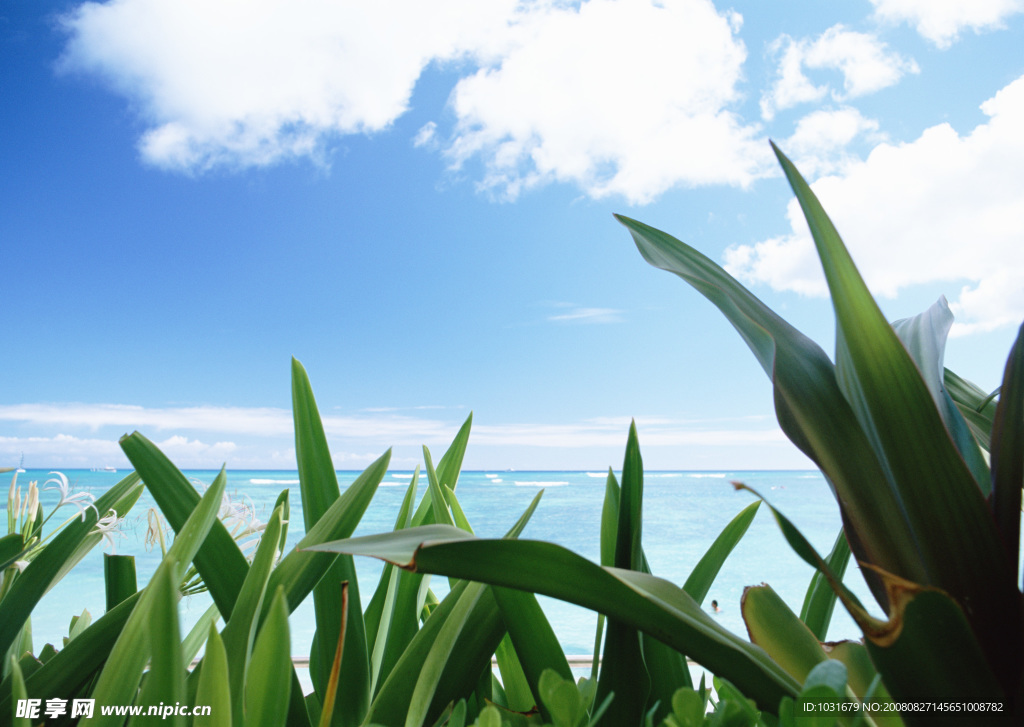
(3, 0, 1023, 471)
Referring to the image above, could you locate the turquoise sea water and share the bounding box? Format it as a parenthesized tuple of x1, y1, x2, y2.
(12, 467, 880, 657)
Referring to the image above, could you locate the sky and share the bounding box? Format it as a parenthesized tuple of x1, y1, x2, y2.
(2, 0, 1023, 471)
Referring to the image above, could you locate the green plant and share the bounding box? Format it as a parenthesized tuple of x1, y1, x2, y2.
(616, 143, 1022, 724)
(313, 144, 1022, 725)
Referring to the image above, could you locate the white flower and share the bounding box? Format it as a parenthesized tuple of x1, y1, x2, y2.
(44, 471, 97, 521)
(13, 560, 29, 573)
(91, 510, 124, 554)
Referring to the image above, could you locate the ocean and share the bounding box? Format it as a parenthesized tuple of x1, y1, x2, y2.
(12, 467, 880, 659)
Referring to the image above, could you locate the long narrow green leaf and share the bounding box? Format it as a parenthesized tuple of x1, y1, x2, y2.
(222, 504, 284, 724)
(292, 358, 369, 727)
(682, 500, 760, 605)
(129, 564, 185, 727)
(0, 591, 140, 717)
(244, 587, 292, 727)
(990, 321, 1024, 568)
(195, 624, 232, 727)
(366, 470, 420, 696)
(264, 450, 390, 615)
(86, 471, 226, 727)
(491, 490, 570, 722)
(944, 369, 997, 451)
(800, 529, 851, 641)
(120, 432, 248, 617)
(9, 656, 29, 727)
(598, 422, 649, 725)
(405, 581, 489, 727)
(365, 579, 506, 727)
(0, 472, 142, 658)
(772, 143, 1019, 688)
(309, 527, 800, 712)
(181, 603, 221, 667)
(410, 414, 473, 528)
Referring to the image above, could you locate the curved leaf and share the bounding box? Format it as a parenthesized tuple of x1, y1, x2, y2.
(309, 526, 800, 712)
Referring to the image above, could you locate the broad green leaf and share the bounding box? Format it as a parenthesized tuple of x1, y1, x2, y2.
(244, 587, 292, 727)
(683, 500, 760, 606)
(493, 634, 535, 713)
(0, 534, 25, 572)
(891, 298, 990, 492)
(293, 358, 370, 727)
(195, 624, 232, 727)
(825, 642, 902, 727)
(864, 590, 1009, 726)
(772, 143, 1018, 686)
(989, 322, 1023, 569)
(800, 529, 850, 641)
(129, 565, 185, 727)
(103, 553, 137, 611)
(0, 471, 142, 658)
(616, 212, 922, 605)
(742, 584, 828, 684)
(310, 527, 800, 711)
(120, 432, 248, 616)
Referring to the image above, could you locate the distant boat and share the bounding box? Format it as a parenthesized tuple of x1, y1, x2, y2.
(16, 453, 25, 473)
(91, 466, 117, 473)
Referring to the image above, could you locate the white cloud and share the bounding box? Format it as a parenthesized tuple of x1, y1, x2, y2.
(442, 0, 769, 203)
(783, 107, 883, 177)
(58, 0, 769, 200)
(869, 0, 1024, 48)
(59, 0, 520, 171)
(761, 25, 918, 120)
(548, 307, 624, 324)
(726, 74, 1024, 335)
(0, 402, 457, 443)
(0, 404, 795, 468)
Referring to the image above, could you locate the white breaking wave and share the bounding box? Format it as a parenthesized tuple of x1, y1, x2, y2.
(515, 481, 569, 487)
(250, 478, 300, 485)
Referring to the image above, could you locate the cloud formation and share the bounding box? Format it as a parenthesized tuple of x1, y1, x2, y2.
(727, 75, 1024, 335)
(59, 0, 520, 170)
(869, 0, 1024, 48)
(0, 403, 790, 468)
(440, 0, 769, 202)
(60, 0, 769, 201)
(761, 24, 918, 120)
